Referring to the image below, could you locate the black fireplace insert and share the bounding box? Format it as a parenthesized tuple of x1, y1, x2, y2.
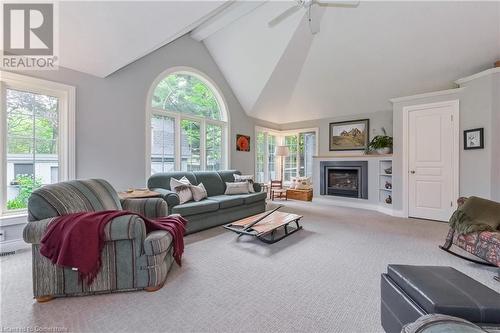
(320, 161, 368, 199)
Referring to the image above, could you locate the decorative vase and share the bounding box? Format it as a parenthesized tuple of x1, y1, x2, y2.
(385, 181, 392, 189)
(376, 147, 392, 155)
(385, 195, 392, 204)
(384, 167, 392, 175)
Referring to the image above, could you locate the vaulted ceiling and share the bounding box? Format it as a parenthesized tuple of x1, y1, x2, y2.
(57, 1, 500, 124)
(201, 1, 500, 124)
(59, 1, 226, 77)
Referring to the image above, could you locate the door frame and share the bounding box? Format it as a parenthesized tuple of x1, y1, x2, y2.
(402, 100, 460, 219)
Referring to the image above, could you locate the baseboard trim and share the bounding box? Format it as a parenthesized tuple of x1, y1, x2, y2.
(314, 196, 406, 217)
(0, 239, 29, 254)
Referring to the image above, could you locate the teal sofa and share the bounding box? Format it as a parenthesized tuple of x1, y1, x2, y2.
(147, 170, 266, 234)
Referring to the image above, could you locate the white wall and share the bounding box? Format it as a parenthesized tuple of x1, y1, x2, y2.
(12, 35, 256, 191)
(391, 71, 499, 212)
(279, 110, 393, 157)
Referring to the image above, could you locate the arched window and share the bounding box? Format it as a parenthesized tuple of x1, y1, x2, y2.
(147, 69, 228, 174)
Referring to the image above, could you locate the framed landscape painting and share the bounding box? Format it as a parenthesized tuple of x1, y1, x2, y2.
(329, 119, 370, 151)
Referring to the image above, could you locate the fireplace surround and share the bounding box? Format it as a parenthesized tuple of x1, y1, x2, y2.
(320, 161, 368, 199)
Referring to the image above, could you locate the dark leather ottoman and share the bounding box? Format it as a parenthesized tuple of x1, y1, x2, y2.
(380, 265, 500, 333)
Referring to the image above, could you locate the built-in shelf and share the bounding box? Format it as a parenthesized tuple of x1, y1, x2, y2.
(378, 159, 393, 207)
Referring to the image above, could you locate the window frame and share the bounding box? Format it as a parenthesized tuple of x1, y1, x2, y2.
(0, 71, 76, 217)
(146, 67, 229, 177)
(254, 126, 318, 183)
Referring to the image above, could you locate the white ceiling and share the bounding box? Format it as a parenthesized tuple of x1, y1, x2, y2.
(203, 1, 500, 124)
(59, 1, 226, 77)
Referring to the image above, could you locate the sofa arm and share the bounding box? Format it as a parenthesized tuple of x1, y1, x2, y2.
(150, 188, 180, 208)
(121, 198, 168, 218)
(253, 182, 262, 192)
(23, 214, 147, 244)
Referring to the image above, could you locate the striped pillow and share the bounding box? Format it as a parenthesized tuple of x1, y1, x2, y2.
(224, 182, 250, 195)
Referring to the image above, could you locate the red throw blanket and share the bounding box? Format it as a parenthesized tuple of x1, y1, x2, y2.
(40, 210, 187, 285)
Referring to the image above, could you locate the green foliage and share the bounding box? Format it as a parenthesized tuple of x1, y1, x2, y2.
(152, 74, 221, 120)
(7, 89, 58, 154)
(6, 174, 43, 210)
(368, 128, 393, 150)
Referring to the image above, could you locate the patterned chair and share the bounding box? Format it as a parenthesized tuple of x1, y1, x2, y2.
(23, 179, 174, 302)
(440, 197, 500, 281)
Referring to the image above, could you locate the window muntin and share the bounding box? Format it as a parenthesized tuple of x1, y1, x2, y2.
(206, 124, 223, 171)
(255, 132, 266, 183)
(5, 88, 60, 211)
(180, 119, 201, 172)
(268, 135, 277, 181)
(151, 115, 175, 174)
(299, 132, 316, 178)
(284, 135, 298, 182)
(149, 71, 228, 174)
(152, 73, 222, 120)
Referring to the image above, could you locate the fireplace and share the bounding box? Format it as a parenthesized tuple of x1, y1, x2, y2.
(320, 161, 368, 199)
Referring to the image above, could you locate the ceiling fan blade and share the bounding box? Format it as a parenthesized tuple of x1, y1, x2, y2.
(315, 0, 360, 8)
(268, 5, 302, 28)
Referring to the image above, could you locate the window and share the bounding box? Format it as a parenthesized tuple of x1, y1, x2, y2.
(255, 127, 317, 184)
(148, 70, 228, 174)
(1, 72, 75, 215)
(299, 132, 316, 178)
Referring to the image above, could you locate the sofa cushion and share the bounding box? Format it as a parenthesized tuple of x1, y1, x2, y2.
(209, 195, 244, 209)
(193, 171, 225, 196)
(240, 192, 267, 204)
(148, 172, 196, 191)
(172, 199, 219, 216)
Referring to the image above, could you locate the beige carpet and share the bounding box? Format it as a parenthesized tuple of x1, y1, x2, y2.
(1, 199, 499, 333)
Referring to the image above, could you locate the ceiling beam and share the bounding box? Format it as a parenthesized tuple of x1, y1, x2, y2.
(191, 1, 267, 42)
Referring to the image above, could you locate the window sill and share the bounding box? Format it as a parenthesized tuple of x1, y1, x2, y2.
(0, 212, 28, 227)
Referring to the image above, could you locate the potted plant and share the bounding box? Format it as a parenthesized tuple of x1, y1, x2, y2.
(367, 127, 393, 154)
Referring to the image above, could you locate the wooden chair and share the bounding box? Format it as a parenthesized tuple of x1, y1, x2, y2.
(270, 180, 287, 201)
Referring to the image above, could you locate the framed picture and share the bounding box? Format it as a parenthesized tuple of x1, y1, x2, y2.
(236, 134, 250, 152)
(329, 119, 370, 151)
(464, 128, 484, 150)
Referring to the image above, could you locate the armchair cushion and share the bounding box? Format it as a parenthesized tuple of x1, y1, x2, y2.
(120, 198, 167, 218)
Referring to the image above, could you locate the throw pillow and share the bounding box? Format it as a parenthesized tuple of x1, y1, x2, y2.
(290, 177, 298, 189)
(170, 176, 193, 204)
(225, 182, 250, 195)
(191, 182, 208, 202)
(296, 176, 312, 190)
(234, 174, 255, 193)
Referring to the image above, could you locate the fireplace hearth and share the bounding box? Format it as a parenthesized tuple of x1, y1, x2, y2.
(320, 161, 368, 199)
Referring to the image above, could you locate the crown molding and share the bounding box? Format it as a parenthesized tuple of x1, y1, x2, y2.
(389, 88, 464, 104)
(455, 67, 500, 85)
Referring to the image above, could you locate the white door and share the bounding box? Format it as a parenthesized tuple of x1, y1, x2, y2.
(408, 101, 458, 221)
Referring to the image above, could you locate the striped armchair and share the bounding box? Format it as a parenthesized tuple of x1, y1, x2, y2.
(23, 179, 174, 302)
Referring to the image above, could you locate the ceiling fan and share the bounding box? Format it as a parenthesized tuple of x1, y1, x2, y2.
(268, 0, 360, 35)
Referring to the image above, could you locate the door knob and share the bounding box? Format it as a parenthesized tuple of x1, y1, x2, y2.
(410, 170, 416, 174)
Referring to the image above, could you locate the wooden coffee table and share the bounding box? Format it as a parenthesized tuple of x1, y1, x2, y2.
(223, 206, 303, 244)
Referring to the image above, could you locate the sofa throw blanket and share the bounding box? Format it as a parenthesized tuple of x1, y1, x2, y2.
(449, 196, 500, 234)
(40, 210, 187, 285)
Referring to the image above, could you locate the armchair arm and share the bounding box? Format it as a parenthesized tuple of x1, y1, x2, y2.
(23, 218, 55, 244)
(253, 182, 262, 192)
(23, 214, 147, 244)
(121, 197, 168, 218)
(150, 188, 180, 209)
